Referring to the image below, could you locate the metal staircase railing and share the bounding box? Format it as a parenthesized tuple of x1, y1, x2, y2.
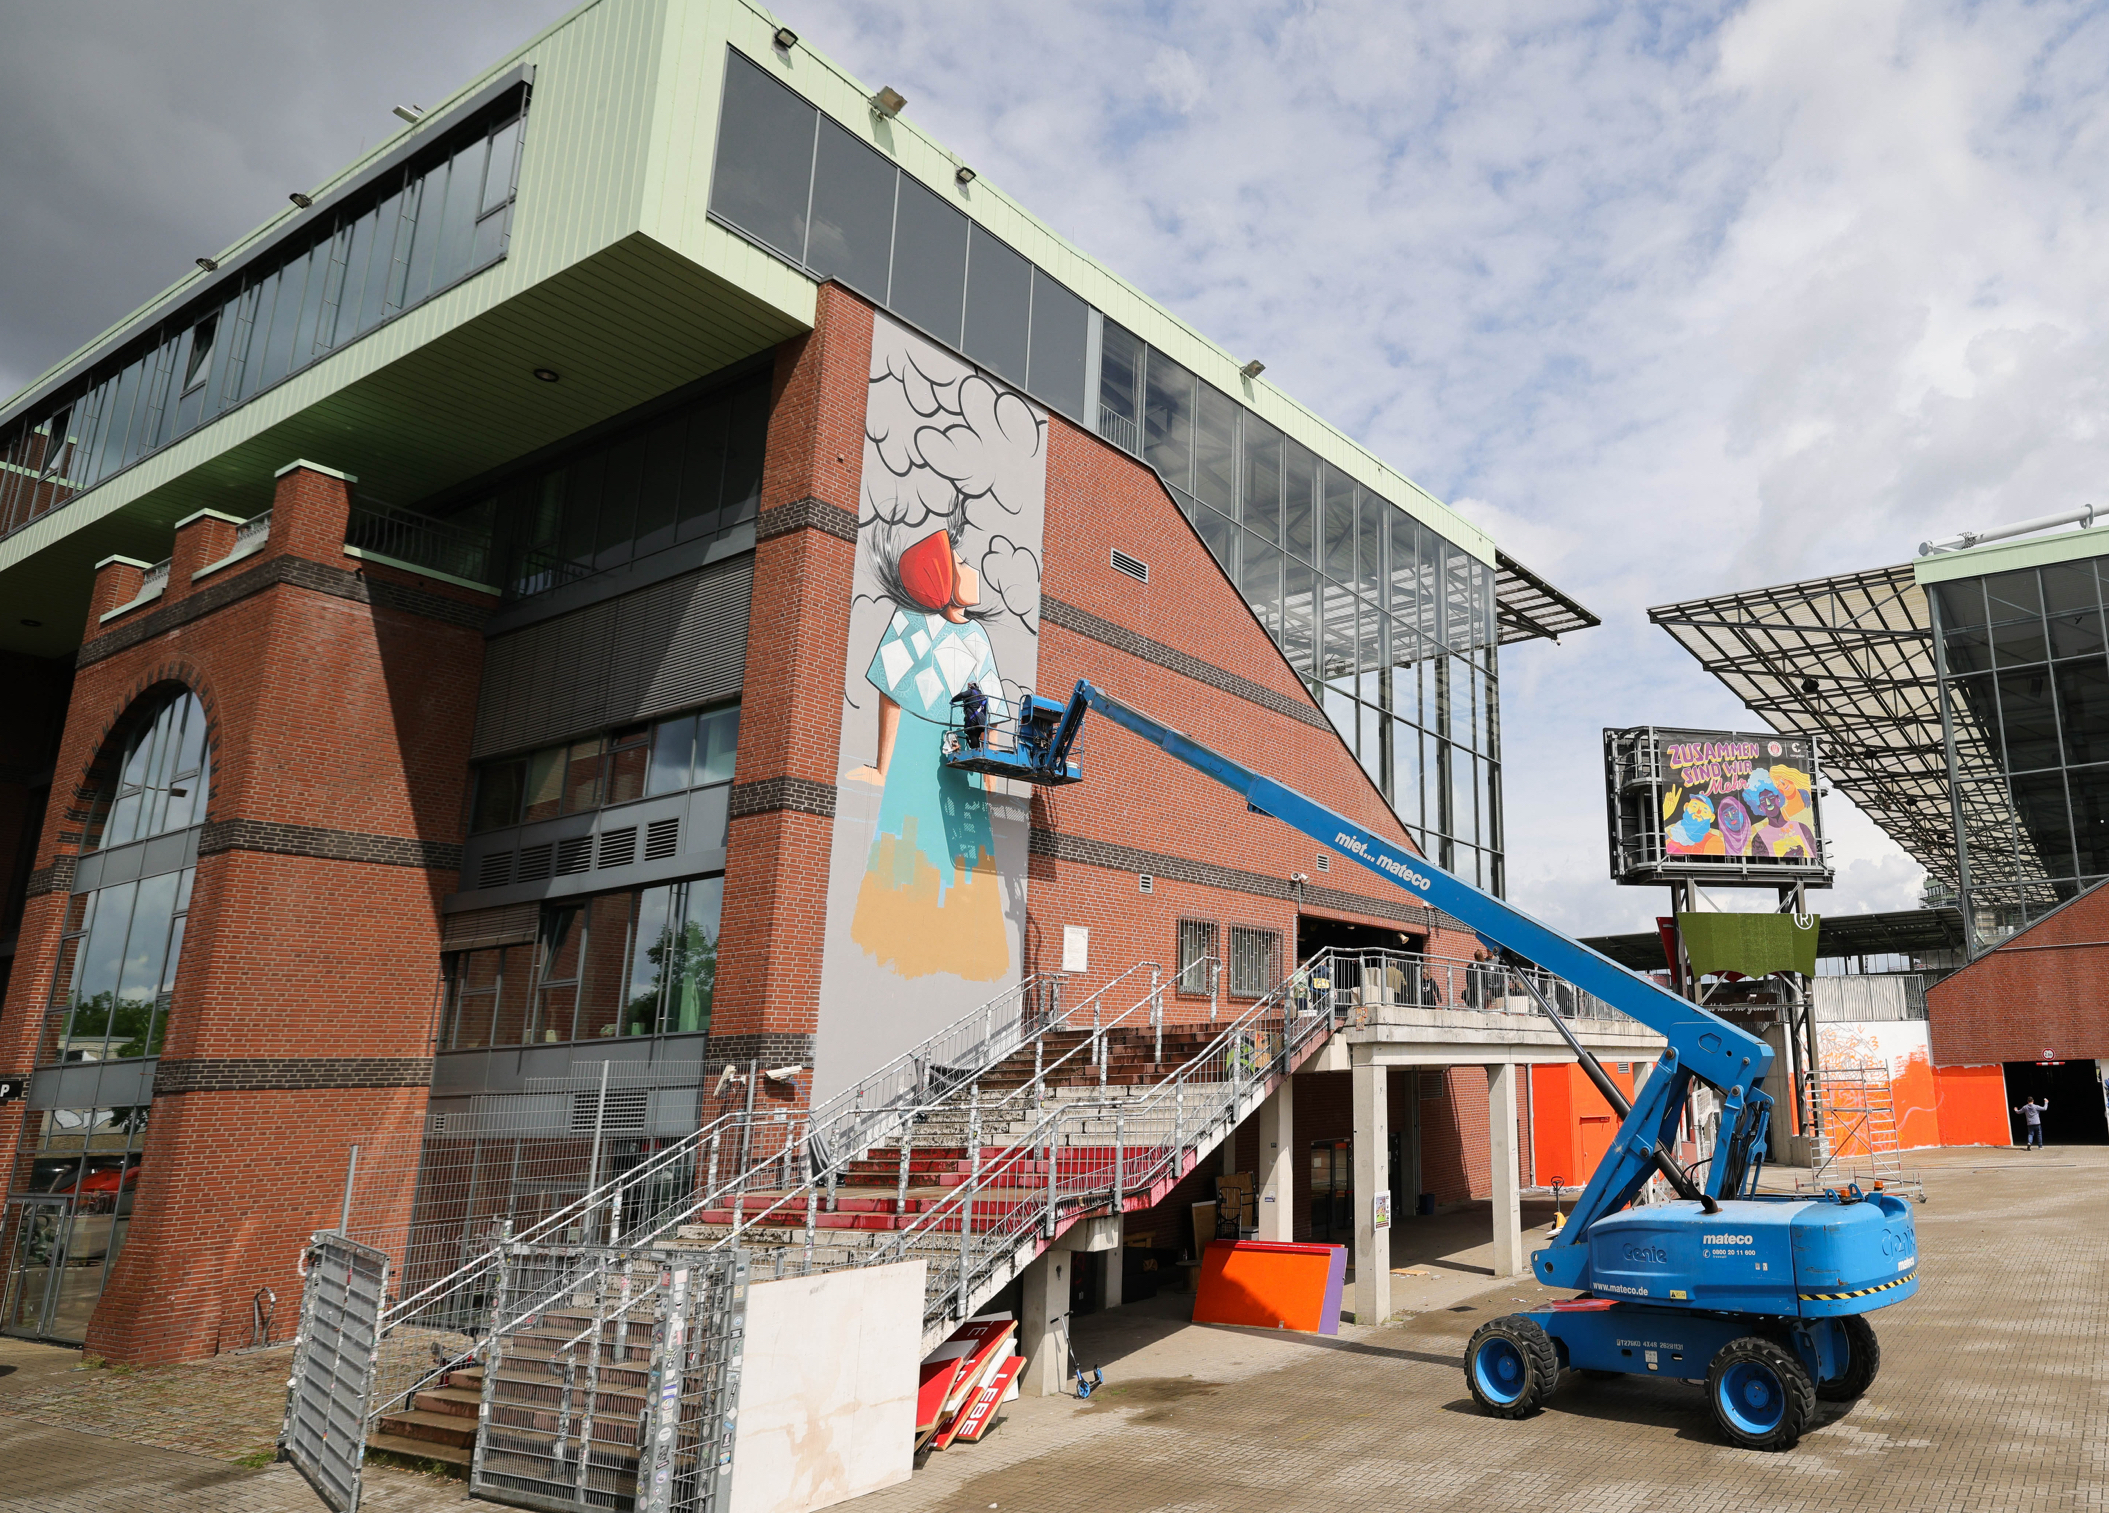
(860, 954, 1336, 1341)
(362, 961, 1168, 1430)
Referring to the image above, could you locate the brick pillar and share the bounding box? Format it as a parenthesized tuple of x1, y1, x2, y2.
(84, 555, 150, 637)
(715, 285, 874, 1059)
(258, 460, 356, 566)
(166, 509, 242, 602)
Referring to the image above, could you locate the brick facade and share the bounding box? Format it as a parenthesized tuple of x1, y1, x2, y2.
(0, 282, 1510, 1361)
(0, 462, 494, 1362)
(1926, 883, 2109, 1065)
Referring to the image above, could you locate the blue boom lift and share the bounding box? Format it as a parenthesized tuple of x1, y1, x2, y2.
(945, 679, 1917, 1451)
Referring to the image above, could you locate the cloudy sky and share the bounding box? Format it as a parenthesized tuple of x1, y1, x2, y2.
(10, 0, 2108, 939)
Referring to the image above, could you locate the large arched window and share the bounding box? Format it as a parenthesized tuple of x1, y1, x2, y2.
(86, 689, 211, 851)
(47, 689, 211, 1066)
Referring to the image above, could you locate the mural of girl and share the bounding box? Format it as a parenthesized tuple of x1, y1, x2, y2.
(843, 516, 1009, 979)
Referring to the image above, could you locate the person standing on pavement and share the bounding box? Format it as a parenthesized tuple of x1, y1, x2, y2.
(2014, 1096, 2049, 1149)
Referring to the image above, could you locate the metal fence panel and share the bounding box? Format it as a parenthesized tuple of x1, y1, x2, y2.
(470, 1244, 747, 1513)
(281, 1231, 391, 1513)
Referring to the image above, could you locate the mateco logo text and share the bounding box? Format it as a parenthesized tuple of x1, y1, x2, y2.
(1333, 832, 1432, 892)
(1703, 1234, 1756, 1245)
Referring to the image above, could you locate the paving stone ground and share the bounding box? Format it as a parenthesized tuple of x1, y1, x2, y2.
(0, 1143, 2099, 1512)
(856, 1145, 2109, 1513)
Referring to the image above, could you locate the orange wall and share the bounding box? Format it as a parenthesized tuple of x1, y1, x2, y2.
(1530, 1061, 1639, 1190)
(1934, 1063, 2010, 1147)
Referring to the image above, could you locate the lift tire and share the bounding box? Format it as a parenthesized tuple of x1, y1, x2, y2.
(1465, 1316, 1559, 1419)
(1816, 1315, 1881, 1402)
(1707, 1335, 1816, 1451)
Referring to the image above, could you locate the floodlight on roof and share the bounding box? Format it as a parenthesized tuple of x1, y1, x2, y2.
(955, 164, 977, 185)
(288, 192, 313, 209)
(1239, 359, 1266, 380)
(773, 26, 799, 49)
(195, 257, 219, 273)
(870, 86, 907, 117)
(393, 104, 425, 125)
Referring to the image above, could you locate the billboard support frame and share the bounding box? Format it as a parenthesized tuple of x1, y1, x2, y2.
(1603, 725, 1834, 889)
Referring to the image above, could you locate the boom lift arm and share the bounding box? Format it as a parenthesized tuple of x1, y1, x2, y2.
(1007, 680, 1778, 1282)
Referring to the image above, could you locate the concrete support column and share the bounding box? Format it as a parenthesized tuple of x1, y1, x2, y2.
(1101, 1246, 1123, 1310)
(1487, 1062, 1524, 1279)
(1017, 1246, 1071, 1397)
(1257, 1076, 1295, 1242)
(1351, 1051, 1391, 1324)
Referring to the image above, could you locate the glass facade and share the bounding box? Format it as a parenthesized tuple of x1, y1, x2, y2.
(0, 91, 528, 537)
(1931, 559, 2109, 947)
(3, 1106, 150, 1342)
(708, 51, 1090, 417)
(440, 879, 725, 1049)
(471, 704, 740, 834)
(440, 372, 768, 603)
(45, 691, 210, 1066)
(705, 48, 1506, 888)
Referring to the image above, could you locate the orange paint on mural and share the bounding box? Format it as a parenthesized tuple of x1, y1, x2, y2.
(851, 833, 1009, 981)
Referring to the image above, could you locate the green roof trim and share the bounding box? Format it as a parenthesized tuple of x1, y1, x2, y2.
(1912, 525, 2109, 586)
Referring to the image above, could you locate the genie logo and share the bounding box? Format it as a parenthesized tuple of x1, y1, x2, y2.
(1622, 1242, 1668, 1264)
(1703, 1234, 1755, 1245)
(1333, 831, 1433, 892)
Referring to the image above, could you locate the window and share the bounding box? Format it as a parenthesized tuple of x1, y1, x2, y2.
(472, 702, 740, 833)
(0, 92, 527, 536)
(476, 373, 767, 600)
(963, 226, 1032, 384)
(441, 879, 723, 1048)
(1227, 926, 1281, 998)
(807, 118, 896, 299)
(47, 867, 192, 1064)
(890, 177, 969, 345)
(1176, 919, 1217, 996)
(88, 690, 211, 851)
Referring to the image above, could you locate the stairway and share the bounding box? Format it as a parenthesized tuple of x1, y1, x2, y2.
(369, 1363, 481, 1470)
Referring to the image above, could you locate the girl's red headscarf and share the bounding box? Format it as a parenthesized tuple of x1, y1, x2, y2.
(898, 528, 959, 612)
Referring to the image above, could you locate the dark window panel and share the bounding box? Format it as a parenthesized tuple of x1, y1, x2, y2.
(962, 226, 1031, 383)
(889, 176, 968, 345)
(2042, 562, 2104, 660)
(1241, 415, 1283, 546)
(1241, 536, 1284, 642)
(2010, 769, 2076, 877)
(338, 208, 380, 342)
(807, 117, 896, 299)
(357, 190, 405, 333)
(558, 453, 601, 567)
(402, 165, 447, 306)
(2055, 659, 2109, 766)
(434, 137, 490, 291)
(1026, 271, 1088, 420)
(473, 759, 527, 831)
(1192, 384, 1238, 513)
(1142, 350, 1195, 494)
(595, 437, 644, 570)
(1281, 557, 1316, 677)
(1996, 665, 2061, 771)
(1320, 586, 1357, 692)
(678, 401, 729, 542)
(2070, 764, 2109, 876)
(710, 51, 817, 261)
(635, 414, 685, 558)
(483, 118, 523, 214)
(1283, 439, 1316, 564)
(1359, 611, 1388, 707)
(722, 382, 767, 524)
(1945, 671, 2003, 773)
(1194, 504, 1237, 576)
(1097, 319, 1143, 447)
(1986, 568, 2048, 666)
(1357, 492, 1388, 608)
(1321, 465, 1356, 583)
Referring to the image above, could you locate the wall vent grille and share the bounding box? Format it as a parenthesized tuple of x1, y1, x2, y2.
(645, 816, 681, 860)
(554, 836, 593, 876)
(598, 827, 638, 869)
(515, 843, 554, 883)
(477, 851, 514, 890)
(1111, 548, 1150, 583)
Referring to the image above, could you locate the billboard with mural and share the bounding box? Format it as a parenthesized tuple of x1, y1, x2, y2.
(1604, 725, 1829, 884)
(1657, 728, 1821, 864)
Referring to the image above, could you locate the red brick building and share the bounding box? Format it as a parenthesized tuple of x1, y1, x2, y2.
(0, 2, 1592, 1359)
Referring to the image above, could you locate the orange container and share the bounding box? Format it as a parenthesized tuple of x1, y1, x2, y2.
(1192, 1239, 1346, 1334)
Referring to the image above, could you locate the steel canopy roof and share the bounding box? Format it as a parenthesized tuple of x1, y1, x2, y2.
(1647, 563, 2020, 891)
